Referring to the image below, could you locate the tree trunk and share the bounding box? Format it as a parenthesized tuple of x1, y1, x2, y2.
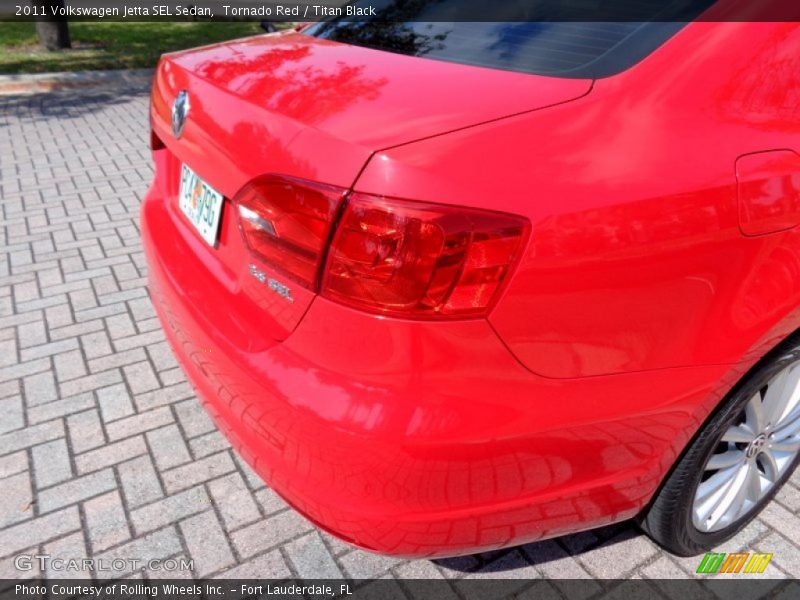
(35, 1, 71, 50)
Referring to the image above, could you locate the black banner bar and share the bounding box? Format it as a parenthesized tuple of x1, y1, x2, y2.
(1, 579, 797, 600)
(2, 0, 800, 22)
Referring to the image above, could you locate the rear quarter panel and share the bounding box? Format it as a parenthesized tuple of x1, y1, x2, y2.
(354, 22, 800, 379)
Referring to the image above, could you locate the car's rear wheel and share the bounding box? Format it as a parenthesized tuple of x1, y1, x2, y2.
(641, 337, 800, 555)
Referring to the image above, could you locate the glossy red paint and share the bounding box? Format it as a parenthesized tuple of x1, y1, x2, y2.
(736, 150, 800, 236)
(142, 20, 800, 557)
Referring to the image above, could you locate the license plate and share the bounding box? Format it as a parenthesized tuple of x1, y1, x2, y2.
(178, 164, 224, 247)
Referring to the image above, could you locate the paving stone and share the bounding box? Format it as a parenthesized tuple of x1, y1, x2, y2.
(114, 330, 166, 353)
(233, 454, 265, 490)
(339, 549, 410, 580)
(161, 451, 236, 494)
(231, 510, 313, 558)
(286, 531, 344, 579)
(0, 340, 17, 369)
(28, 392, 95, 424)
(0, 451, 27, 478)
(578, 531, 660, 579)
(179, 510, 235, 576)
(559, 530, 600, 556)
(80, 330, 113, 359)
(461, 550, 541, 581)
(255, 488, 288, 516)
(522, 539, 600, 592)
(157, 367, 186, 387)
(44, 303, 73, 330)
(394, 559, 450, 580)
(0, 357, 50, 385)
(0, 419, 64, 455)
(37, 468, 116, 513)
(66, 408, 105, 453)
(146, 341, 178, 371)
(319, 530, 357, 558)
(31, 438, 72, 488)
(130, 485, 210, 535)
(188, 429, 229, 459)
(641, 556, 711, 600)
(174, 398, 216, 438)
(49, 318, 104, 343)
(105, 313, 136, 340)
(42, 531, 88, 580)
(123, 361, 160, 395)
(0, 545, 41, 579)
(93, 527, 182, 579)
(0, 471, 33, 527)
(146, 424, 192, 470)
(0, 396, 24, 434)
(59, 367, 123, 399)
(759, 502, 800, 544)
(776, 482, 800, 513)
(134, 382, 194, 411)
(53, 349, 87, 382)
(0, 380, 20, 401)
(16, 320, 47, 349)
(19, 338, 78, 362)
(105, 405, 173, 441)
(87, 347, 146, 375)
(214, 549, 291, 579)
(0, 506, 80, 557)
(97, 382, 135, 422)
(75, 435, 147, 473)
(117, 455, 164, 508)
(22, 371, 58, 406)
(68, 287, 99, 312)
(207, 472, 261, 530)
(83, 490, 131, 553)
(755, 532, 800, 578)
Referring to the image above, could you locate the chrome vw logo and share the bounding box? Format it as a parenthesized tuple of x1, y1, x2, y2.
(171, 90, 190, 139)
(746, 433, 768, 459)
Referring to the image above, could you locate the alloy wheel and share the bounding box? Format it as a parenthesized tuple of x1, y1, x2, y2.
(692, 361, 800, 532)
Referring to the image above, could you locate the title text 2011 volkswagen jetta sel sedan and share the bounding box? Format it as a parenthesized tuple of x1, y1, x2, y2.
(141, 1, 800, 557)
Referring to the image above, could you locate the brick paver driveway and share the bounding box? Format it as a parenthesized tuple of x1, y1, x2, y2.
(1, 80, 799, 583)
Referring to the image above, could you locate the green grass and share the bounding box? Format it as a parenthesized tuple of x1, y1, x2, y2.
(0, 21, 266, 74)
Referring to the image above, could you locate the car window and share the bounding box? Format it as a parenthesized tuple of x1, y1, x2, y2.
(306, 0, 717, 78)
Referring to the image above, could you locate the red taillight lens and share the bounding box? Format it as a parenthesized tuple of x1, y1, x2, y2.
(150, 130, 165, 151)
(321, 194, 529, 318)
(234, 176, 346, 289)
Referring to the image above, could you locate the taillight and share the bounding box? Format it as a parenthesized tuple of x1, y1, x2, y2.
(150, 130, 165, 151)
(321, 194, 529, 318)
(234, 175, 346, 289)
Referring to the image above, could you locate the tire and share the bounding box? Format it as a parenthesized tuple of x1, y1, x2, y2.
(640, 336, 800, 556)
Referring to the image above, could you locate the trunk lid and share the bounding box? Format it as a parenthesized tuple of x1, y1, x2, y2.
(149, 32, 591, 345)
(163, 30, 592, 150)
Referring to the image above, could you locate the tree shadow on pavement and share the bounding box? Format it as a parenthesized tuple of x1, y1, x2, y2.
(0, 85, 151, 128)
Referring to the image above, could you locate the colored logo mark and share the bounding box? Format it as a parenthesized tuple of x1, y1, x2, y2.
(696, 552, 773, 574)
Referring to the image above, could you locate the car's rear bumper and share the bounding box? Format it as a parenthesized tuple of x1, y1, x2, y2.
(141, 182, 735, 558)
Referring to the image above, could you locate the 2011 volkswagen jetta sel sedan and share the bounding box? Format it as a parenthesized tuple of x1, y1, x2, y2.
(141, 1, 800, 557)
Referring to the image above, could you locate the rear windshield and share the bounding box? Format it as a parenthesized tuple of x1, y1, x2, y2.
(307, 0, 717, 78)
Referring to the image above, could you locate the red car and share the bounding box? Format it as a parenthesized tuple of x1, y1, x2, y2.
(142, 2, 800, 557)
